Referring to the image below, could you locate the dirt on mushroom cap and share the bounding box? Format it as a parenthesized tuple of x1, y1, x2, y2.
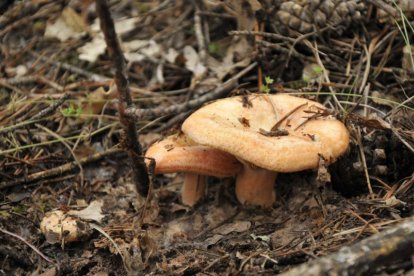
(182, 94, 349, 172)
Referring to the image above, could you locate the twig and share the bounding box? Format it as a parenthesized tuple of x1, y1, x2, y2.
(257, 40, 313, 62)
(0, 93, 70, 134)
(126, 62, 257, 120)
(194, 2, 207, 64)
(310, 41, 345, 112)
(366, 0, 397, 18)
(35, 123, 85, 187)
(239, 251, 262, 272)
(203, 254, 230, 272)
(193, 208, 240, 240)
(281, 216, 414, 275)
(29, 51, 108, 81)
(153, 110, 193, 133)
(0, 2, 60, 38)
(254, 20, 263, 92)
(346, 209, 379, 234)
(271, 103, 307, 131)
(0, 227, 55, 265)
(89, 223, 129, 272)
(0, 0, 54, 29)
(229, 30, 296, 43)
(26, 92, 70, 122)
(391, 128, 414, 154)
(356, 126, 374, 195)
(0, 148, 123, 190)
(197, 11, 235, 19)
(1, 75, 63, 91)
(96, 0, 149, 197)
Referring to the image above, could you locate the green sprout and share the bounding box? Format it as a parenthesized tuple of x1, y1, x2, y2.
(61, 104, 82, 117)
(0, 211, 10, 219)
(261, 76, 274, 93)
(302, 63, 323, 83)
(208, 42, 220, 55)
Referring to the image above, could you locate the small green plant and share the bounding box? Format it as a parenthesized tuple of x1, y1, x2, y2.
(61, 104, 82, 117)
(208, 42, 225, 57)
(134, 2, 151, 13)
(208, 42, 219, 55)
(261, 76, 274, 93)
(392, 0, 414, 74)
(12, 205, 27, 214)
(302, 63, 323, 83)
(0, 211, 10, 219)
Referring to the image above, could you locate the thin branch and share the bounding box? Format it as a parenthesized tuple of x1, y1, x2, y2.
(366, 0, 397, 18)
(0, 92, 69, 134)
(125, 62, 257, 120)
(281, 216, 414, 275)
(29, 51, 108, 81)
(257, 40, 314, 62)
(95, 0, 149, 197)
(0, 148, 123, 190)
(194, 2, 207, 64)
(0, 227, 56, 265)
(28, 92, 70, 121)
(229, 30, 296, 43)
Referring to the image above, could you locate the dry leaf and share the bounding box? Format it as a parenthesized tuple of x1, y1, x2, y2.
(61, 6, 89, 32)
(226, 0, 261, 30)
(79, 18, 144, 63)
(44, 7, 87, 42)
(250, 233, 271, 243)
(207, 37, 252, 80)
(68, 200, 105, 223)
(204, 234, 224, 247)
(91, 17, 139, 34)
(163, 48, 180, 64)
(78, 35, 106, 62)
(83, 86, 117, 115)
(123, 40, 161, 63)
(183, 45, 207, 79)
(213, 220, 251, 235)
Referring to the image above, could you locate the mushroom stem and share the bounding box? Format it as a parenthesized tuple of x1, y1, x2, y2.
(235, 166, 277, 208)
(181, 173, 207, 206)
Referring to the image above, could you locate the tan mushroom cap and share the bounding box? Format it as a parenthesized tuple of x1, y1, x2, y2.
(182, 94, 349, 172)
(145, 134, 241, 177)
(40, 210, 90, 243)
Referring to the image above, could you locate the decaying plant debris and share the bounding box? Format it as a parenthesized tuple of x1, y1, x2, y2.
(0, 0, 413, 274)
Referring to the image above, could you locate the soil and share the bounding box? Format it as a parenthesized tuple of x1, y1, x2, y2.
(0, 0, 413, 275)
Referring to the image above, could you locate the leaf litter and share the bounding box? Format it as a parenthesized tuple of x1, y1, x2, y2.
(0, 0, 414, 275)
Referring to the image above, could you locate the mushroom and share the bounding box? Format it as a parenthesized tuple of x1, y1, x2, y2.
(182, 94, 349, 208)
(40, 210, 91, 244)
(145, 134, 241, 206)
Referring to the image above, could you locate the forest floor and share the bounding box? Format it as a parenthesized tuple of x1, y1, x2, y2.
(0, 1, 414, 275)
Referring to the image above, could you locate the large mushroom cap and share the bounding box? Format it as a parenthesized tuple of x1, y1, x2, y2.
(145, 134, 241, 177)
(182, 94, 349, 172)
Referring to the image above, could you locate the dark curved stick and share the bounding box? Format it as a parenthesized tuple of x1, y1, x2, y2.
(95, 0, 149, 196)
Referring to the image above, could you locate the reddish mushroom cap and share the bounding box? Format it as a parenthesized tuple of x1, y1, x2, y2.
(182, 94, 349, 172)
(145, 134, 241, 177)
(181, 94, 350, 208)
(145, 134, 242, 206)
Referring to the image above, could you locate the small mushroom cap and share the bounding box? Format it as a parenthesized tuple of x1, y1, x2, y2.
(182, 94, 349, 172)
(145, 134, 241, 177)
(40, 210, 90, 243)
